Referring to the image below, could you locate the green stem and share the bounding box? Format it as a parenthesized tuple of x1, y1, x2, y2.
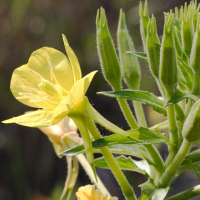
(76, 154, 111, 198)
(117, 98, 138, 129)
(165, 185, 200, 200)
(133, 101, 147, 127)
(165, 92, 179, 166)
(117, 98, 164, 175)
(85, 117, 136, 200)
(157, 139, 191, 188)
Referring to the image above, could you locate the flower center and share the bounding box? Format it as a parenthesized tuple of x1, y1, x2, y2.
(16, 55, 67, 110)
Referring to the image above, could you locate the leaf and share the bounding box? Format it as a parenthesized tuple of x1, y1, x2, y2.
(127, 127, 170, 144)
(150, 187, 170, 200)
(98, 90, 167, 116)
(166, 89, 198, 106)
(126, 51, 148, 60)
(139, 180, 169, 200)
(139, 180, 156, 200)
(94, 156, 146, 174)
(60, 143, 151, 160)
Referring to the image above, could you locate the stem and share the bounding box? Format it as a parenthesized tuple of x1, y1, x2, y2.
(157, 139, 191, 188)
(133, 100, 147, 127)
(165, 92, 179, 165)
(85, 117, 136, 200)
(165, 185, 200, 200)
(76, 154, 111, 198)
(117, 98, 138, 129)
(116, 98, 164, 175)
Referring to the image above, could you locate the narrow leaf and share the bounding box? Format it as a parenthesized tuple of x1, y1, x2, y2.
(166, 89, 198, 106)
(94, 156, 146, 174)
(98, 90, 167, 116)
(128, 127, 170, 144)
(126, 51, 148, 60)
(150, 187, 170, 200)
(60, 143, 150, 160)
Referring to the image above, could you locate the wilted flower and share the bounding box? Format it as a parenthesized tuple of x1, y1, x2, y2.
(39, 116, 82, 155)
(3, 35, 97, 127)
(76, 185, 118, 200)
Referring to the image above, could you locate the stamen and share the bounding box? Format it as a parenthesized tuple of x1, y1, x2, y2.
(30, 69, 45, 80)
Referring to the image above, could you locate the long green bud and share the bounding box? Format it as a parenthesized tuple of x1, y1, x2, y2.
(96, 8, 121, 90)
(117, 9, 141, 90)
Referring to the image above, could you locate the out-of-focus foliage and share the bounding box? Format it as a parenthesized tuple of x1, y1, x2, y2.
(0, 0, 197, 200)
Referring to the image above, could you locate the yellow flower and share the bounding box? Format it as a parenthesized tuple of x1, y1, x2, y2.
(3, 35, 97, 127)
(76, 185, 118, 200)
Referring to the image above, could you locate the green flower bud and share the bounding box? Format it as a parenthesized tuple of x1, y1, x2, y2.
(190, 13, 200, 95)
(139, 1, 149, 52)
(182, 99, 200, 142)
(117, 9, 141, 90)
(96, 8, 121, 90)
(181, 3, 194, 57)
(146, 15, 160, 79)
(159, 13, 177, 96)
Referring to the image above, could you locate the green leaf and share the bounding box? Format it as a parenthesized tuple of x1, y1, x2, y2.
(127, 127, 170, 144)
(126, 51, 148, 60)
(181, 149, 200, 165)
(139, 180, 156, 200)
(166, 89, 198, 106)
(150, 187, 170, 200)
(139, 180, 169, 200)
(60, 143, 150, 160)
(98, 90, 167, 116)
(94, 156, 146, 174)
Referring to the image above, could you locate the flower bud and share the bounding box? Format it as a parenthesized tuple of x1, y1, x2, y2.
(96, 8, 121, 90)
(146, 15, 160, 79)
(181, 3, 194, 57)
(190, 14, 200, 95)
(117, 9, 141, 90)
(159, 13, 177, 96)
(139, 0, 149, 52)
(182, 99, 200, 142)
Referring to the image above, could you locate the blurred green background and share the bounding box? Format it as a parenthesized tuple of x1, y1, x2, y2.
(0, 0, 198, 200)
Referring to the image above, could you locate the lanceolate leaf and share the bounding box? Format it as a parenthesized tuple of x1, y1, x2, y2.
(127, 127, 170, 144)
(166, 89, 198, 106)
(98, 90, 167, 116)
(126, 51, 148, 60)
(60, 143, 150, 160)
(94, 156, 146, 174)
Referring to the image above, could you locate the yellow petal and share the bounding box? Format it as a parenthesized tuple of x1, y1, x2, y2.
(62, 34, 82, 82)
(11, 47, 74, 108)
(52, 71, 97, 124)
(2, 110, 54, 127)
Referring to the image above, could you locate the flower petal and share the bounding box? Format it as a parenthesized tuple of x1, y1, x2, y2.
(2, 110, 54, 127)
(62, 34, 82, 82)
(52, 71, 97, 124)
(11, 47, 74, 108)
(28, 47, 74, 91)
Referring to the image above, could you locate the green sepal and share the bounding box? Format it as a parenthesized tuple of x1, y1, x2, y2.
(96, 8, 121, 90)
(117, 9, 141, 90)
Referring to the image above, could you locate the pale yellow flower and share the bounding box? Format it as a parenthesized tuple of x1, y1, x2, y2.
(39, 116, 82, 155)
(3, 35, 97, 127)
(76, 185, 118, 200)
